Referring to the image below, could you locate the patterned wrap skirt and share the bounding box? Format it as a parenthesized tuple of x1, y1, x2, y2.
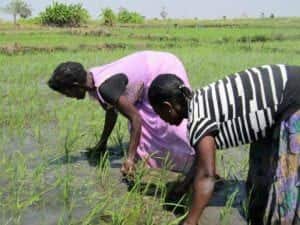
(247, 110, 300, 225)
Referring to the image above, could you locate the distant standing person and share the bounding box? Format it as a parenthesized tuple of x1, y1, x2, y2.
(148, 65, 300, 225)
(48, 51, 195, 175)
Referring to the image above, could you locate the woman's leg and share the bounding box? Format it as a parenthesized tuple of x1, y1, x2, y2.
(247, 111, 300, 225)
(247, 137, 278, 225)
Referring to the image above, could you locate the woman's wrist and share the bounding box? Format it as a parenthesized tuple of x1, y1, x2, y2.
(127, 154, 135, 162)
(98, 138, 107, 146)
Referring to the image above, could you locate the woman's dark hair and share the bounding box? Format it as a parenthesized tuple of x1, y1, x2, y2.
(148, 74, 192, 108)
(48, 62, 87, 92)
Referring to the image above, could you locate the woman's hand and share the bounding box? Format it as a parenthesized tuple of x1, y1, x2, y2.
(121, 158, 136, 178)
(84, 142, 107, 162)
(89, 141, 107, 152)
(171, 182, 188, 197)
(95, 140, 107, 153)
(168, 178, 191, 200)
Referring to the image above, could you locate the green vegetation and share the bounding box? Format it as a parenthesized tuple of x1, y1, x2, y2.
(100, 8, 145, 25)
(118, 9, 145, 24)
(0, 17, 299, 225)
(40, 2, 90, 27)
(101, 8, 117, 26)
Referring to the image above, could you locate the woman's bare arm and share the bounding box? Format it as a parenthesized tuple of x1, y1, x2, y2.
(116, 95, 142, 175)
(95, 108, 118, 151)
(182, 135, 216, 225)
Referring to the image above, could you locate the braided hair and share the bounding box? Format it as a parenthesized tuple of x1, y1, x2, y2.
(148, 74, 192, 110)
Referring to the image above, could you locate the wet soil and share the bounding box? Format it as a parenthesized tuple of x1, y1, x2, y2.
(1, 129, 248, 225)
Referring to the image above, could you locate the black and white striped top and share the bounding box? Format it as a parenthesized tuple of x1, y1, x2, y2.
(188, 64, 300, 148)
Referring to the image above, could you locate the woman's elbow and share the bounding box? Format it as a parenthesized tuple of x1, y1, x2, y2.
(197, 171, 216, 181)
(194, 173, 216, 191)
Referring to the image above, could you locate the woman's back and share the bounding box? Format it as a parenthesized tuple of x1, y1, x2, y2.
(90, 50, 190, 106)
(188, 64, 300, 149)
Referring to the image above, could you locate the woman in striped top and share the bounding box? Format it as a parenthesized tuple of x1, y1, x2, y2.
(148, 64, 300, 225)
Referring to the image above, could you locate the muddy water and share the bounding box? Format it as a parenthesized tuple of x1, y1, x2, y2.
(1, 127, 248, 225)
(143, 170, 247, 225)
(199, 206, 246, 225)
(1, 125, 125, 225)
(0, 153, 128, 225)
(202, 181, 247, 225)
(21, 161, 127, 225)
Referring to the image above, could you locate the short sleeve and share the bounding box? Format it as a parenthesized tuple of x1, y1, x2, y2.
(188, 92, 218, 147)
(98, 74, 128, 105)
(189, 118, 218, 147)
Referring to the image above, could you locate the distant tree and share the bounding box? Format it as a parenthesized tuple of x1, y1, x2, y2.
(260, 12, 265, 19)
(19, 7, 31, 18)
(160, 6, 167, 20)
(118, 8, 144, 24)
(222, 16, 227, 20)
(101, 8, 116, 26)
(118, 8, 131, 23)
(270, 13, 275, 19)
(40, 2, 89, 27)
(129, 12, 145, 23)
(1, 0, 31, 25)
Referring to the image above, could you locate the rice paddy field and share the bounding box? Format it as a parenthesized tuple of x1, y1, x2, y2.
(1, 17, 300, 225)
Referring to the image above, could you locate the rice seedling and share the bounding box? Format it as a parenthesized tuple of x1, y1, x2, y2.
(220, 188, 239, 225)
(96, 151, 111, 189)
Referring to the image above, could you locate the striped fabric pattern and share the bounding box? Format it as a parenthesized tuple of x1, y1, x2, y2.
(188, 64, 288, 148)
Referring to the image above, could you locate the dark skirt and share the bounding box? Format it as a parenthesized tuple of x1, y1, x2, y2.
(247, 110, 300, 225)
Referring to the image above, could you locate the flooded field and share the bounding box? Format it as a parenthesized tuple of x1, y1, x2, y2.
(1, 18, 300, 224)
(1, 126, 248, 225)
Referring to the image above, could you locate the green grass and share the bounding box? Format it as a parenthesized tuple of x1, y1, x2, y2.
(0, 17, 300, 225)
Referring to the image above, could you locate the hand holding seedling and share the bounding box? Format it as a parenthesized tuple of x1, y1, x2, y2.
(121, 158, 136, 178)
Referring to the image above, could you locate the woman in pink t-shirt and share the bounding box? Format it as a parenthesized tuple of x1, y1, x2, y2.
(48, 51, 195, 175)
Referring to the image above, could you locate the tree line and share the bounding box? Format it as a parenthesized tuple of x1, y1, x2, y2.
(1, 0, 277, 27)
(1, 0, 146, 27)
